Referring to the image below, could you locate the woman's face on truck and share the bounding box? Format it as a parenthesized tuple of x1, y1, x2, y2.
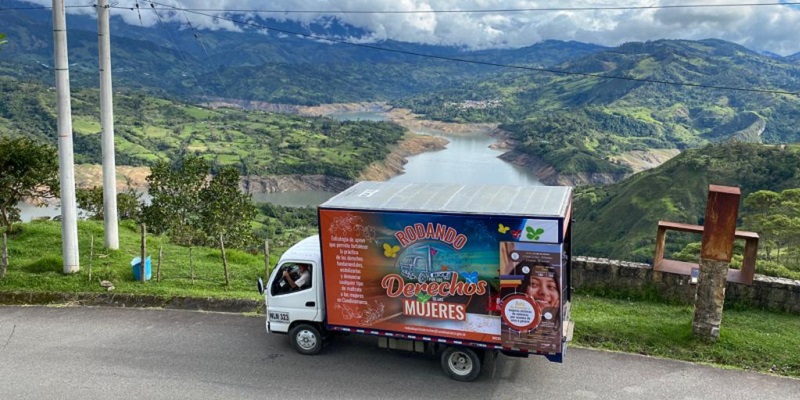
(527, 276, 559, 308)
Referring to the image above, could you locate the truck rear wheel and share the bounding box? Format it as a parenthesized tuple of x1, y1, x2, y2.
(441, 346, 481, 382)
(290, 324, 323, 355)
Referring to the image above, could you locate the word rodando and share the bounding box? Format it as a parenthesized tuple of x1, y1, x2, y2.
(394, 223, 468, 250)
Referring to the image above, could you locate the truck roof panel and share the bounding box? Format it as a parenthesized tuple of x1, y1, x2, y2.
(320, 182, 572, 218)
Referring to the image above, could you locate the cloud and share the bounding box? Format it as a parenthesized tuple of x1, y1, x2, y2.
(25, 0, 800, 55)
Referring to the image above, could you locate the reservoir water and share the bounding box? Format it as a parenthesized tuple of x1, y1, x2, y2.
(256, 111, 541, 206)
(388, 131, 540, 186)
(19, 111, 541, 219)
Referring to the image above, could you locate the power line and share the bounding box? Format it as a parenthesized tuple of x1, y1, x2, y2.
(3, 1, 796, 95)
(2, 1, 800, 13)
(144, 2, 237, 153)
(135, 1, 799, 96)
(0, 5, 95, 11)
(175, 3, 239, 103)
(139, 2, 800, 14)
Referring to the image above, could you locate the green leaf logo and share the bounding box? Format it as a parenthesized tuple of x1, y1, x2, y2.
(526, 227, 545, 240)
(417, 293, 432, 303)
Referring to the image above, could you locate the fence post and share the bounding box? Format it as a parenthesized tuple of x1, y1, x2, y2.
(220, 234, 230, 287)
(1, 233, 8, 279)
(157, 245, 163, 282)
(189, 247, 195, 285)
(140, 223, 147, 283)
(88, 236, 94, 283)
(264, 239, 270, 279)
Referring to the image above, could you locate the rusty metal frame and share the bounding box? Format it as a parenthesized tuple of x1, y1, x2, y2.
(653, 221, 759, 285)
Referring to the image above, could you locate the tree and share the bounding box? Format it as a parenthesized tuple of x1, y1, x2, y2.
(141, 156, 256, 248)
(0, 137, 59, 233)
(76, 185, 142, 221)
(141, 156, 208, 245)
(199, 166, 256, 249)
(743, 188, 800, 265)
(743, 190, 780, 260)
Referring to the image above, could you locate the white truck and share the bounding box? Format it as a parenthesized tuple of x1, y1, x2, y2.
(258, 181, 574, 381)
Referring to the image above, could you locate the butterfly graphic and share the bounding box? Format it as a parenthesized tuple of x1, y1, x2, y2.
(526, 227, 545, 240)
(463, 271, 479, 284)
(430, 248, 438, 256)
(510, 229, 522, 239)
(383, 243, 400, 258)
(498, 223, 510, 234)
(417, 292, 432, 303)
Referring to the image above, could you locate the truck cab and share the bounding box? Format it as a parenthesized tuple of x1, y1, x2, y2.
(262, 235, 325, 351)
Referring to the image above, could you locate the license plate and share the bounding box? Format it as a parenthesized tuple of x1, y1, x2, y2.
(269, 312, 290, 323)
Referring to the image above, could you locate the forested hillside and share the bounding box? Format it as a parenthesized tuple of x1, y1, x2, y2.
(573, 142, 800, 262)
(11, 3, 800, 185)
(0, 2, 605, 105)
(0, 77, 405, 178)
(399, 40, 800, 176)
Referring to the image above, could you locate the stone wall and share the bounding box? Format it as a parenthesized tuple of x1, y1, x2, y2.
(572, 256, 800, 314)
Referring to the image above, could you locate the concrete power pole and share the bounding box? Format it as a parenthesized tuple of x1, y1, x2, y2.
(97, 0, 119, 249)
(52, 0, 80, 273)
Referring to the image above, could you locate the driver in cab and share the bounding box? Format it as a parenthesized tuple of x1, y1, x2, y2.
(282, 264, 310, 290)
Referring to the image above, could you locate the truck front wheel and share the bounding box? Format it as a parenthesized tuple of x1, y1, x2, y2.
(290, 324, 323, 355)
(441, 346, 481, 382)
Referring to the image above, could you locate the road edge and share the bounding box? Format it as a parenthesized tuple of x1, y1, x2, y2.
(0, 291, 263, 314)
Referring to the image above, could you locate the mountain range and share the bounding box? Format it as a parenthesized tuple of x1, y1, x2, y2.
(0, 2, 606, 102)
(5, 2, 800, 266)
(398, 39, 800, 181)
(3, 1, 800, 179)
(573, 142, 800, 262)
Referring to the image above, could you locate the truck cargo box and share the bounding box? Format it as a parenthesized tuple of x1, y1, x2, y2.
(319, 182, 573, 359)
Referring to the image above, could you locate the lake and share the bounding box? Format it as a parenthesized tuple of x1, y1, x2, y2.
(256, 111, 541, 206)
(19, 111, 542, 220)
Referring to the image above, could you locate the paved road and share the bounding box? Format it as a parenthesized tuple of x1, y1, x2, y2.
(0, 306, 797, 400)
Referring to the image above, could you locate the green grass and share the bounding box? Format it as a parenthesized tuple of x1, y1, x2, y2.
(0, 220, 269, 299)
(143, 126, 169, 138)
(184, 106, 214, 119)
(3, 220, 799, 378)
(1, 82, 406, 180)
(572, 294, 800, 377)
(72, 117, 101, 134)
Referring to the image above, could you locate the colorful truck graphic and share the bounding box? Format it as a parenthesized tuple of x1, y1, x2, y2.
(258, 181, 574, 381)
(398, 244, 454, 283)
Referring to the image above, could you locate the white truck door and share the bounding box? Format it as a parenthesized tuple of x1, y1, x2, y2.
(267, 261, 321, 333)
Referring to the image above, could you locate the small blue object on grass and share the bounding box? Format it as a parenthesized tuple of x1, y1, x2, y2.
(131, 256, 152, 281)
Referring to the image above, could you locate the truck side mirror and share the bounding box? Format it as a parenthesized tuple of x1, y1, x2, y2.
(257, 277, 265, 295)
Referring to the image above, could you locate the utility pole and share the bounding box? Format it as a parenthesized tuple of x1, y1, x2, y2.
(52, 0, 80, 273)
(97, 0, 119, 249)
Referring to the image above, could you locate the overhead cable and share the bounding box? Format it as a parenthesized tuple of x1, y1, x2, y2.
(138, 2, 800, 14)
(132, 1, 800, 96)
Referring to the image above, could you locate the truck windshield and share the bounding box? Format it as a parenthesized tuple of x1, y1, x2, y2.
(271, 263, 312, 296)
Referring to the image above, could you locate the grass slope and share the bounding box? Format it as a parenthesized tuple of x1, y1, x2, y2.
(2, 219, 798, 378)
(574, 142, 800, 262)
(0, 78, 405, 179)
(0, 220, 265, 299)
(573, 294, 800, 377)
